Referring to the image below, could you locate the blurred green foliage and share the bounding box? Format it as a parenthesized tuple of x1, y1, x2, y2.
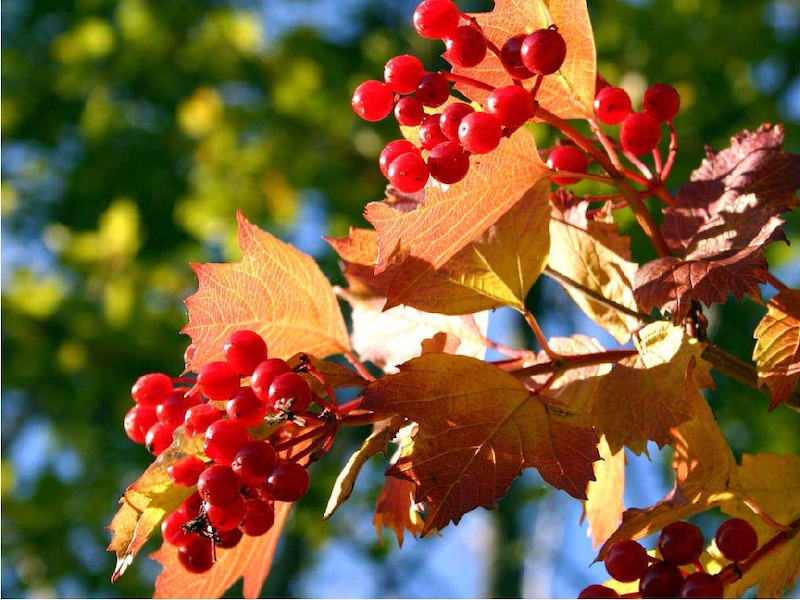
(2, 0, 798, 597)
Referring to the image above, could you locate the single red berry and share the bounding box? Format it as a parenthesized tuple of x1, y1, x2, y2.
(620, 112, 662, 155)
(394, 96, 426, 126)
(444, 25, 487, 68)
(428, 141, 470, 185)
(500, 34, 536, 80)
(215, 527, 243, 549)
(167, 455, 207, 487)
(226, 386, 268, 428)
(204, 495, 247, 531)
(438, 102, 474, 142)
(643, 82, 681, 122)
(197, 464, 242, 506)
(267, 461, 310, 502)
(458, 111, 502, 154)
(486, 85, 535, 129)
(547, 145, 588, 185)
(268, 372, 313, 414)
(658, 521, 705, 565)
(176, 534, 214, 574)
(204, 419, 252, 466)
(197, 361, 240, 401)
(240, 498, 275, 537)
(351, 80, 395, 122)
(604, 539, 650, 583)
(183, 403, 223, 438)
(131, 372, 173, 406)
(520, 27, 567, 75)
(419, 113, 449, 150)
(145, 422, 174, 456)
(387, 151, 430, 193)
(379, 140, 420, 177)
(124, 404, 158, 445)
(413, 0, 461, 39)
(384, 54, 425, 94)
(223, 330, 268, 376)
(594, 86, 632, 125)
(157, 387, 201, 428)
(715, 517, 758, 562)
(577, 584, 620, 599)
(250, 358, 293, 403)
(161, 506, 192, 545)
(415, 72, 450, 108)
(680, 572, 724, 598)
(639, 561, 685, 598)
(231, 439, 278, 486)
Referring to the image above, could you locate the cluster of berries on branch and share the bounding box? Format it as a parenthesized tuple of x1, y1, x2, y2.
(124, 330, 338, 574)
(579, 518, 761, 598)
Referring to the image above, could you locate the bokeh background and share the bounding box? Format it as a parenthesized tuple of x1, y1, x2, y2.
(2, 0, 800, 597)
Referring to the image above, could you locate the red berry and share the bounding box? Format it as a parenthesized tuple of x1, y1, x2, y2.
(215, 527, 243, 549)
(267, 461, 310, 502)
(577, 584, 620, 598)
(594, 86, 632, 125)
(250, 358, 293, 403)
(394, 96, 426, 126)
(240, 498, 275, 537)
(204, 495, 246, 531)
(131, 372, 173, 406)
(145, 422, 174, 455)
(183, 403, 223, 438)
(419, 113, 449, 150)
(643, 83, 681, 122)
(520, 27, 567, 75)
(680, 572, 724, 598)
(161, 506, 191, 545)
(384, 55, 425, 94)
(715, 517, 758, 562)
(177, 535, 214, 574)
(204, 419, 252, 466)
(444, 25, 487, 68)
(415, 72, 450, 108)
(620, 112, 662, 155)
(197, 464, 241, 506)
(639, 561, 684, 598)
(428, 141, 470, 185)
(413, 0, 461, 39)
(604, 539, 649, 583)
(157, 388, 201, 427)
(379, 140, 420, 178)
(124, 404, 158, 445)
(197, 361, 240, 401)
(226, 386, 268, 428)
(268, 372, 313, 414)
(500, 34, 535, 80)
(167, 455, 207, 486)
(223, 330, 268, 376)
(458, 112, 502, 154)
(547, 145, 588, 185)
(438, 102, 474, 142)
(231, 440, 278, 486)
(387, 151, 430, 193)
(658, 521, 704, 565)
(486, 85, 535, 129)
(351, 80, 395, 122)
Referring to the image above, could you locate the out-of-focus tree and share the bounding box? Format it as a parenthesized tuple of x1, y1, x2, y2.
(1, 0, 798, 597)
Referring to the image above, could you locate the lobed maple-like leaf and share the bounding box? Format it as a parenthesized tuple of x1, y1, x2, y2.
(361, 354, 599, 534)
(720, 453, 800, 599)
(364, 129, 547, 274)
(451, 0, 596, 119)
(549, 199, 642, 344)
(582, 435, 625, 549)
(151, 502, 292, 599)
(373, 475, 425, 547)
(753, 289, 800, 409)
(182, 211, 349, 371)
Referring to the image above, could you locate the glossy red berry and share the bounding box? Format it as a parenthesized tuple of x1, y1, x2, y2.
(500, 34, 535, 80)
(131, 372, 173, 406)
(620, 112, 662, 155)
(415, 72, 450, 108)
(145, 422, 174, 455)
(658, 521, 704, 565)
(268, 372, 313, 414)
(680, 572, 724, 598)
(250, 358, 293, 403)
(486, 85, 535, 129)
(379, 140, 420, 177)
(413, 0, 461, 40)
(639, 561, 684, 598)
(419, 113, 449, 150)
(215, 527, 243, 549)
(267, 461, 310, 502)
(167, 455, 207, 486)
(124, 404, 158, 445)
(438, 102, 474, 142)
(577, 584, 620, 599)
(197, 464, 242, 506)
(387, 151, 429, 193)
(458, 112, 502, 154)
(547, 145, 588, 185)
(394, 96, 426, 126)
(231, 440, 278, 486)
(223, 330, 268, 376)
(428, 141, 470, 185)
(351, 80, 395, 122)
(715, 517, 758, 562)
(444, 25, 487, 68)
(240, 498, 275, 536)
(161, 506, 192, 545)
(604, 539, 650, 583)
(204, 419, 252, 466)
(183, 403, 223, 438)
(197, 361, 240, 401)
(157, 388, 201, 428)
(520, 27, 567, 75)
(643, 83, 681, 122)
(204, 494, 246, 531)
(226, 386, 268, 428)
(594, 86, 632, 125)
(177, 534, 214, 574)
(384, 55, 425, 94)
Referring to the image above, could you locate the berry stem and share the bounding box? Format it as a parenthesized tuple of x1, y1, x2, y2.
(443, 71, 496, 92)
(344, 350, 376, 382)
(297, 354, 340, 414)
(660, 122, 679, 183)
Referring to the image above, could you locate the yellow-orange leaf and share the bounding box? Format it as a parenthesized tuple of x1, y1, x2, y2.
(365, 130, 547, 274)
(361, 354, 599, 534)
(450, 0, 596, 119)
(720, 453, 800, 599)
(182, 211, 349, 370)
(373, 475, 425, 547)
(583, 435, 625, 549)
(151, 502, 292, 599)
(753, 289, 800, 409)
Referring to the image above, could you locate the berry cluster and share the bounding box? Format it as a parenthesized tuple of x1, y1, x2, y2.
(125, 330, 321, 574)
(578, 518, 760, 598)
(352, 0, 572, 193)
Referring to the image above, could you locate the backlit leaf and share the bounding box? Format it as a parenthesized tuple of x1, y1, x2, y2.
(373, 475, 425, 547)
(451, 0, 596, 119)
(753, 289, 800, 409)
(361, 354, 599, 534)
(182, 211, 349, 370)
(583, 435, 625, 549)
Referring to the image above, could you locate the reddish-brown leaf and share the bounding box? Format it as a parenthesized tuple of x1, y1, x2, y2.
(373, 475, 425, 547)
(361, 354, 599, 534)
(451, 0, 596, 119)
(151, 501, 292, 599)
(182, 211, 349, 370)
(753, 289, 800, 409)
(364, 130, 547, 274)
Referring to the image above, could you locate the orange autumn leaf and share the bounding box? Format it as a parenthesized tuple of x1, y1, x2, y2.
(151, 502, 292, 599)
(373, 476, 426, 547)
(583, 435, 625, 549)
(450, 0, 596, 119)
(182, 211, 349, 371)
(753, 289, 800, 409)
(361, 354, 599, 534)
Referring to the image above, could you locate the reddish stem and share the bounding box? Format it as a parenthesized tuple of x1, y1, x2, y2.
(344, 350, 375, 382)
(660, 121, 679, 182)
(765, 272, 790, 293)
(508, 349, 638, 380)
(443, 71, 495, 92)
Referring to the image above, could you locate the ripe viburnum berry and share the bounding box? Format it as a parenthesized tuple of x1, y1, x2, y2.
(131, 372, 173, 406)
(439, 102, 474, 142)
(394, 96, 426, 126)
(197, 361, 240, 401)
(428, 141, 470, 185)
(413, 0, 461, 40)
(547, 145, 588, 185)
(223, 329, 268, 376)
(500, 34, 535, 80)
(486, 85, 535, 129)
(387, 152, 430, 193)
(620, 112, 662, 155)
(594, 86, 632, 125)
(419, 113, 449, 150)
(520, 27, 567, 75)
(384, 55, 425, 94)
(379, 140, 420, 177)
(415, 72, 450, 108)
(351, 80, 395, 122)
(642, 83, 681, 122)
(444, 25, 487, 68)
(458, 112, 502, 154)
